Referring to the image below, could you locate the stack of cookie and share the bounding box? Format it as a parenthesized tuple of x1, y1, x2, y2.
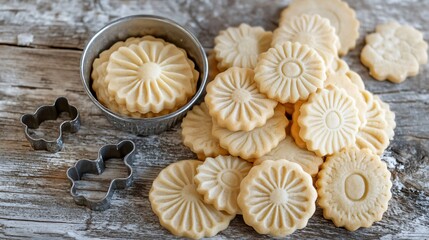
(91, 36, 199, 118)
(149, 0, 428, 238)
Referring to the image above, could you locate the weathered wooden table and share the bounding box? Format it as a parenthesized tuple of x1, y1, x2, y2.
(0, 0, 428, 239)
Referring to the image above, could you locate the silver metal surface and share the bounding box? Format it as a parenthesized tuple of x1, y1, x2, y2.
(80, 15, 208, 135)
(66, 140, 136, 211)
(20, 97, 81, 152)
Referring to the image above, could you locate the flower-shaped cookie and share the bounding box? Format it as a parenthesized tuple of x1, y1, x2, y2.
(149, 160, 234, 239)
(255, 136, 323, 177)
(356, 91, 389, 155)
(317, 148, 392, 231)
(238, 160, 317, 237)
(181, 103, 228, 160)
(254, 41, 326, 103)
(299, 87, 360, 156)
(280, 0, 360, 56)
(205, 67, 278, 132)
(272, 14, 340, 67)
(106, 41, 196, 114)
(361, 22, 428, 83)
(374, 95, 396, 140)
(214, 23, 272, 71)
(195, 155, 252, 215)
(212, 106, 288, 160)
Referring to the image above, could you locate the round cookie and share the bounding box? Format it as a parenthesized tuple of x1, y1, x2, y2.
(212, 105, 288, 161)
(280, 0, 360, 56)
(238, 160, 317, 237)
(254, 41, 326, 103)
(317, 148, 392, 231)
(149, 160, 235, 239)
(214, 23, 272, 71)
(181, 103, 228, 160)
(195, 155, 252, 215)
(205, 67, 278, 132)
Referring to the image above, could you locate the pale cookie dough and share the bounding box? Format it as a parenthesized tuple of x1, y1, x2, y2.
(149, 160, 234, 239)
(317, 148, 392, 231)
(290, 100, 308, 149)
(181, 103, 228, 160)
(195, 155, 252, 215)
(205, 67, 278, 132)
(238, 160, 317, 237)
(106, 40, 196, 114)
(327, 58, 349, 76)
(272, 14, 340, 67)
(361, 22, 428, 83)
(299, 87, 360, 156)
(374, 95, 396, 140)
(254, 41, 326, 103)
(280, 0, 360, 56)
(345, 70, 365, 90)
(356, 91, 389, 155)
(255, 136, 323, 177)
(212, 105, 288, 161)
(214, 23, 272, 71)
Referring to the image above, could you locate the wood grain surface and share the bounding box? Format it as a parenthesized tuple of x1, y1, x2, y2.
(0, 0, 428, 239)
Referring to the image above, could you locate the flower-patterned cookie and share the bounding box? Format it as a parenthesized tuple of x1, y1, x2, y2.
(374, 95, 396, 140)
(149, 160, 234, 239)
(280, 0, 360, 56)
(317, 148, 392, 231)
(214, 23, 272, 71)
(254, 136, 323, 177)
(181, 103, 228, 160)
(290, 100, 308, 149)
(195, 155, 252, 215)
(205, 67, 278, 132)
(238, 160, 317, 237)
(254, 41, 326, 103)
(356, 91, 389, 155)
(298, 87, 360, 156)
(106, 40, 196, 114)
(272, 14, 340, 67)
(212, 105, 288, 161)
(361, 22, 428, 83)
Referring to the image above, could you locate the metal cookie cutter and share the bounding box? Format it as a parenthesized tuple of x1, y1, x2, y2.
(66, 140, 136, 211)
(20, 97, 81, 152)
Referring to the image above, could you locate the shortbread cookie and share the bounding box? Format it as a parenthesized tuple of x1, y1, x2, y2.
(238, 160, 317, 237)
(214, 23, 272, 71)
(254, 41, 326, 103)
(326, 59, 365, 91)
(280, 0, 360, 56)
(356, 91, 389, 155)
(255, 136, 323, 177)
(347, 71, 366, 90)
(299, 87, 360, 156)
(205, 67, 278, 131)
(195, 155, 252, 215)
(374, 95, 396, 140)
(149, 160, 234, 239)
(181, 103, 228, 160)
(327, 58, 349, 76)
(317, 148, 392, 231)
(290, 100, 308, 149)
(207, 50, 221, 82)
(361, 22, 428, 83)
(273, 14, 340, 67)
(212, 106, 288, 160)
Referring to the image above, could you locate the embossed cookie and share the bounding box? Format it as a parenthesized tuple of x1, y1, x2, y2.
(273, 14, 340, 67)
(356, 91, 389, 155)
(317, 148, 392, 231)
(280, 0, 360, 56)
(255, 136, 323, 177)
(238, 160, 317, 237)
(195, 155, 252, 215)
(205, 67, 278, 132)
(254, 41, 326, 103)
(149, 160, 235, 239)
(299, 87, 360, 156)
(214, 23, 272, 71)
(374, 95, 396, 140)
(181, 103, 228, 160)
(212, 106, 288, 161)
(361, 22, 428, 83)
(290, 100, 308, 149)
